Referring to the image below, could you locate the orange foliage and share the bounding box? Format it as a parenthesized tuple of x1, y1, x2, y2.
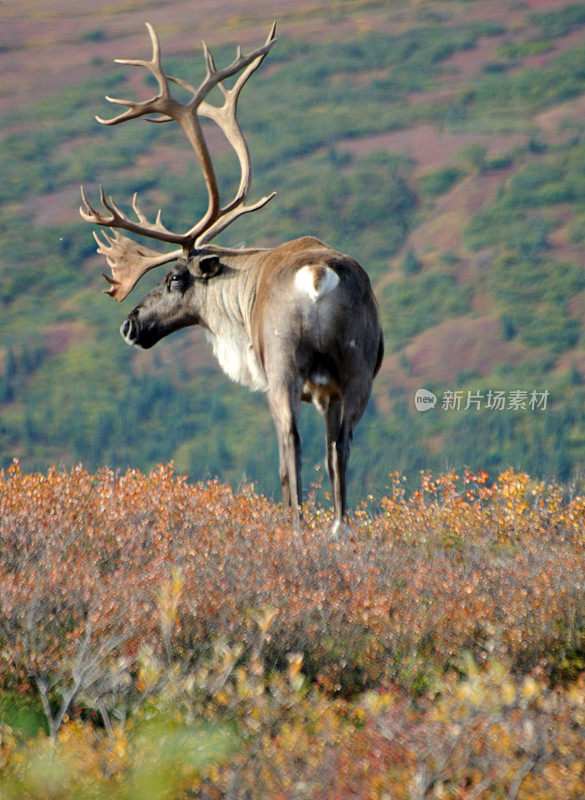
(1, 461, 585, 692)
(1, 461, 585, 797)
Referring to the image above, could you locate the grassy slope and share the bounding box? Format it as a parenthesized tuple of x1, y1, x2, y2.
(3, 0, 585, 499)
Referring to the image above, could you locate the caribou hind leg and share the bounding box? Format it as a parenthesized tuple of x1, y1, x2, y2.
(325, 376, 373, 538)
(268, 383, 303, 528)
(325, 402, 351, 538)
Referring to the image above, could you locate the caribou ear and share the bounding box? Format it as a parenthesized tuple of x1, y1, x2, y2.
(195, 255, 221, 279)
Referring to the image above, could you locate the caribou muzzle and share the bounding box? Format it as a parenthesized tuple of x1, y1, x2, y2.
(120, 310, 160, 349)
(120, 314, 138, 344)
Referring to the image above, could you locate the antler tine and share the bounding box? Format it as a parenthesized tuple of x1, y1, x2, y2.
(96, 23, 175, 126)
(232, 21, 277, 101)
(172, 22, 277, 242)
(131, 193, 168, 232)
(196, 191, 277, 247)
(191, 22, 277, 235)
(80, 185, 187, 245)
(203, 41, 217, 77)
(80, 184, 101, 222)
(114, 23, 162, 74)
(192, 24, 277, 107)
(92, 229, 183, 302)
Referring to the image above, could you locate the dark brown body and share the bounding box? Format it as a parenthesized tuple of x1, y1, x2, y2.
(251, 239, 383, 532)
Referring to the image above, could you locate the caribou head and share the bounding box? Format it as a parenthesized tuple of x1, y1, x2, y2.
(81, 22, 384, 536)
(120, 254, 222, 349)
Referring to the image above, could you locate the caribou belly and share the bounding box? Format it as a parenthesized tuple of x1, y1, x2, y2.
(204, 330, 267, 392)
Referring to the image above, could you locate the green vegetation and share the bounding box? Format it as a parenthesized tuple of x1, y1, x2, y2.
(420, 165, 466, 198)
(530, 2, 585, 39)
(379, 272, 472, 351)
(3, 0, 585, 498)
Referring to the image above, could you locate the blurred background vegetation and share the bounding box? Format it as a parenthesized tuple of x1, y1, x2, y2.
(3, 0, 585, 501)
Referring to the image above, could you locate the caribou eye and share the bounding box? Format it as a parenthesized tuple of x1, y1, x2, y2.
(168, 271, 185, 289)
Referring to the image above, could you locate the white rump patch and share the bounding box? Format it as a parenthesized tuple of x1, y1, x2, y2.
(294, 265, 340, 301)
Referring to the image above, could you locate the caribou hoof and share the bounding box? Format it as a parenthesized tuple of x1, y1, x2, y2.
(329, 518, 347, 540)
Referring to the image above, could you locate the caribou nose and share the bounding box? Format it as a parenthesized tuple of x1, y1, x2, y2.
(120, 315, 139, 345)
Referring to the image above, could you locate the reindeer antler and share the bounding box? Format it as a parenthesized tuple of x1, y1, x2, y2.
(80, 22, 277, 301)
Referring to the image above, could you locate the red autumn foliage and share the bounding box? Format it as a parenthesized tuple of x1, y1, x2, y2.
(1, 462, 585, 707)
(1, 461, 585, 797)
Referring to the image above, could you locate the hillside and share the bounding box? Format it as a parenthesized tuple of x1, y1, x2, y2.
(3, 0, 585, 498)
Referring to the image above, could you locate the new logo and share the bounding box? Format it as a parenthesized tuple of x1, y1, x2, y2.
(415, 389, 437, 412)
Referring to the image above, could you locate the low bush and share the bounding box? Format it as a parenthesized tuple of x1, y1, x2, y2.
(1, 463, 585, 796)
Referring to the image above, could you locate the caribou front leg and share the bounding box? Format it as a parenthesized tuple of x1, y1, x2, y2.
(268, 384, 303, 528)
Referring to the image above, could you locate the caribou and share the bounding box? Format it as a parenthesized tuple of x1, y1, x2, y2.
(80, 22, 384, 535)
